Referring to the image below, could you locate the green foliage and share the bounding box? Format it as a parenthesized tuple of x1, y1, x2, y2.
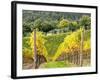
(69, 21, 79, 31)
(23, 11, 91, 36)
(79, 15, 91, 29)
(41, 20, 57, 33)
(33, 18, 42, 29)
(57, 19, 69, 28)
(23, 22, 32, 36)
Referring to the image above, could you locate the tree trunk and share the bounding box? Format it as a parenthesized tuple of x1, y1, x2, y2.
(34, 29, 38, 69)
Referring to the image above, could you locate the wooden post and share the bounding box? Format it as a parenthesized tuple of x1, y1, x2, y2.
(80, 29, 84, 66)
(34, 29, 37, 69)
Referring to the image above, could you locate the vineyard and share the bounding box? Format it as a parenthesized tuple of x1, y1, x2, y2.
(22, 10, 91, 69)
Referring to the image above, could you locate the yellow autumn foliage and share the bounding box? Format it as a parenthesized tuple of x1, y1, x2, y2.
(27, 31, 48, 60)
(53, 28, 90, 61)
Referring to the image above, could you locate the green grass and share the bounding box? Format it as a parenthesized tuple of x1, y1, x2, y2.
(39, 61, 76, 68)
(44, 33, 70, 58)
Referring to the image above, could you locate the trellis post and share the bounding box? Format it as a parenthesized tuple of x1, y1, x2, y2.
(34, 29, 38, 69)
(80, 28, 84, 66)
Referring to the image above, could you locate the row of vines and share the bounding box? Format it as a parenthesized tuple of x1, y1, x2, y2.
(23, 28, 90, 68)
(53, 28, 90, 66)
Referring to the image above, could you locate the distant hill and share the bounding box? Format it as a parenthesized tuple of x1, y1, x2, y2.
(23, 10, 90, 23)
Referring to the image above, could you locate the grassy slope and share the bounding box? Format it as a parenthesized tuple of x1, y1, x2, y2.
(44, 33, 70, 60)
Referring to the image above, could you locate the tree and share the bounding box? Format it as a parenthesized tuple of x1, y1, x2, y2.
(69, 21, 79, 31)
(41, 20, 56, 33)
(23, 22, 33, 36)
(79, 15, 91, 30)
(57, 19, 69, 28)
(33, 18, 42, 30)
